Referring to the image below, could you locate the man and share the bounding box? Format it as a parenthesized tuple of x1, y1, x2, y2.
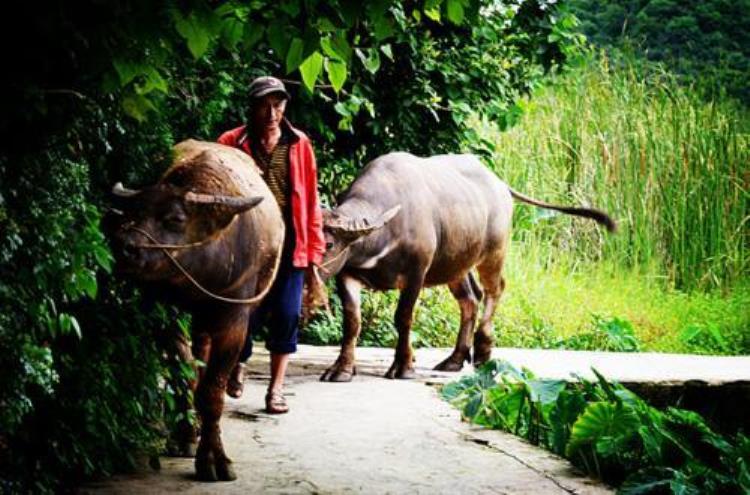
(217, 76, 325, 414)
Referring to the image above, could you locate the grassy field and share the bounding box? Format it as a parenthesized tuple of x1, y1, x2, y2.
(303, 53, 749, 356)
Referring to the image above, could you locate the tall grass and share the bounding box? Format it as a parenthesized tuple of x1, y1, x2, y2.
(484, 53, 749, 291)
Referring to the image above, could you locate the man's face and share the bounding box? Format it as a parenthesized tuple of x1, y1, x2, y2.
(251, 93, 287, 133)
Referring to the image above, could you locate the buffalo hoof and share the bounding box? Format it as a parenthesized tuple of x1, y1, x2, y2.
(472, 348, 492, 366)
(433, 356, 465, 372)
(384, 361, 416, 380)
(195, 453, 236, 482)
(320, 363, 356, 382)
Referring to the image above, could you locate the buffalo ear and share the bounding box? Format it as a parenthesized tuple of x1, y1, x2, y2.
(184, 192, 264, 216)
(376, 205, 402, 226)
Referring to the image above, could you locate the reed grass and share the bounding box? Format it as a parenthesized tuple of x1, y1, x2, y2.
(483, 52, 749, 291)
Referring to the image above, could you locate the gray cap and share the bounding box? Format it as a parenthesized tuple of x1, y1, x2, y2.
(248, 76, 290, 100)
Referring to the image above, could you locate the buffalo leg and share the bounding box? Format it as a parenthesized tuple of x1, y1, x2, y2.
(474, 258, 506, 365)
(321, 275, 362, 382)
(193, 312, 247, 482)
(385, 278, 423, 379)
(434, 273, 480, 372)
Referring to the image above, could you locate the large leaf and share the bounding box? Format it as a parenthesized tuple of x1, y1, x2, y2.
(566, 401, 640, 457)
(446, 0, 466, 24)
(220, 17, 244, 50)
(424, 0, 442, 22)
(112, 59, 141, 86)
(549, 389, 588, 455)
(122, 93, 156, 121)
(174, 13, 212, 59)
(619, 467, 677, 495)
(325, 58, 347, 93)
(242, 26, 265, 50)
(321, 31, 352, 61)
(526, 379, 566, 405)
(299, 51, 324, 93)
(286, 38, 305, 74)
(266, 24, 289, 58)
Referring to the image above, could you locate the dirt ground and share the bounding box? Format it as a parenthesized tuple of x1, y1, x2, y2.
(81, 346, 611, 494)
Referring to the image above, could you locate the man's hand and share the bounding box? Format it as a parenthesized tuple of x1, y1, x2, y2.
(301, 264, 330, 325)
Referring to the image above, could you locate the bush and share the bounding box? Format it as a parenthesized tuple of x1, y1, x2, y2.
(443, 360, 750, 492)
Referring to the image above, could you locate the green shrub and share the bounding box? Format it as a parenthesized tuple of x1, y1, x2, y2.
(443, 360, 750, 492)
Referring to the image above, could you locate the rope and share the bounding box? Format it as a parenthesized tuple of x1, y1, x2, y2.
(127, 223, 283, 305)
(316, 246, 350, 276)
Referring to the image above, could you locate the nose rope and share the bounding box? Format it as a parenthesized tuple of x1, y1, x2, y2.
(123, 223, 283, 305)
(129, 217, 239, 250)
(317, 246, 350, 276)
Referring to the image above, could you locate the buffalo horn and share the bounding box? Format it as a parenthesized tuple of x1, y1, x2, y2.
(184, 191, 264, 210)
(329, 205, 402, 236)
(112, 182, 140, 197)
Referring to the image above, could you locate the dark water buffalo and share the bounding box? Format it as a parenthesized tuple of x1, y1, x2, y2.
(108, 140, 284, 481)
(315, 152, 615, 382)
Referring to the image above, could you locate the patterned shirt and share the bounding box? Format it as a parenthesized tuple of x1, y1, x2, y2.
(250, 130, 291, 215)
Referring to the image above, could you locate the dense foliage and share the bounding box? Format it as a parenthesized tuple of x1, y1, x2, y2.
(0, 0, 572, 491)
(569, 0, 750, 104)
(443, 361, 750, 493)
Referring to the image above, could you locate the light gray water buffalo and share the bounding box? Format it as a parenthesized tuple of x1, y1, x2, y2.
(107, 140, 284, 481)
(314, 152, 615, 382)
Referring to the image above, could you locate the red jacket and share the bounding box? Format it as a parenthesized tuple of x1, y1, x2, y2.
(217, 121, 325, 268)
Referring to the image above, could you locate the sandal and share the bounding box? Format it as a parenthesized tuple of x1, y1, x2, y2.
(226, 363, 245, 399)
(265, 390, 289, 414)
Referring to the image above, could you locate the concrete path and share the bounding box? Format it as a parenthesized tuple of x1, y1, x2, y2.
(287, 345, 750, 386)
(83, 346, 614, 494)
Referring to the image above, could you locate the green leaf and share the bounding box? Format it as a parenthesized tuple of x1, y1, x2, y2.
(355, 48, 381, 74)
(134, 67, 168, 95)
(175, 13, 212, 59)
(424, 0, 442, 22)
(242, 25, 265, 50)
(550, 390, 588, 455)
(526, 379, 566, 405)
(373, 17, 395, 40)
(112, 59, 140, 86)
(325, 58, 347, 93)
(93, 246, 113, 273)
(220, 17, 244, 50)
(566, 401, 640, 457)
(317, 17, 337, 32)
(286, 38, 305, 74)
(380, 44, 394, 60)
(70, 315, 82, 339)
(266, 24, 289, 58)
(619, 467, 677, 495)
(446, 0, 465, 24)
(58, 313, 82, 339)
(299, 51, 324, 93)
(279, 2, 300, 17)
(79, 270, 98, 299)
(329, 32, 352, 61)
(122, 94, 156, 121)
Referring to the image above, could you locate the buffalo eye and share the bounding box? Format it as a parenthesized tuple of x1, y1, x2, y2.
(325, 241, 334, 250)
(163, 212, 187, 231)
